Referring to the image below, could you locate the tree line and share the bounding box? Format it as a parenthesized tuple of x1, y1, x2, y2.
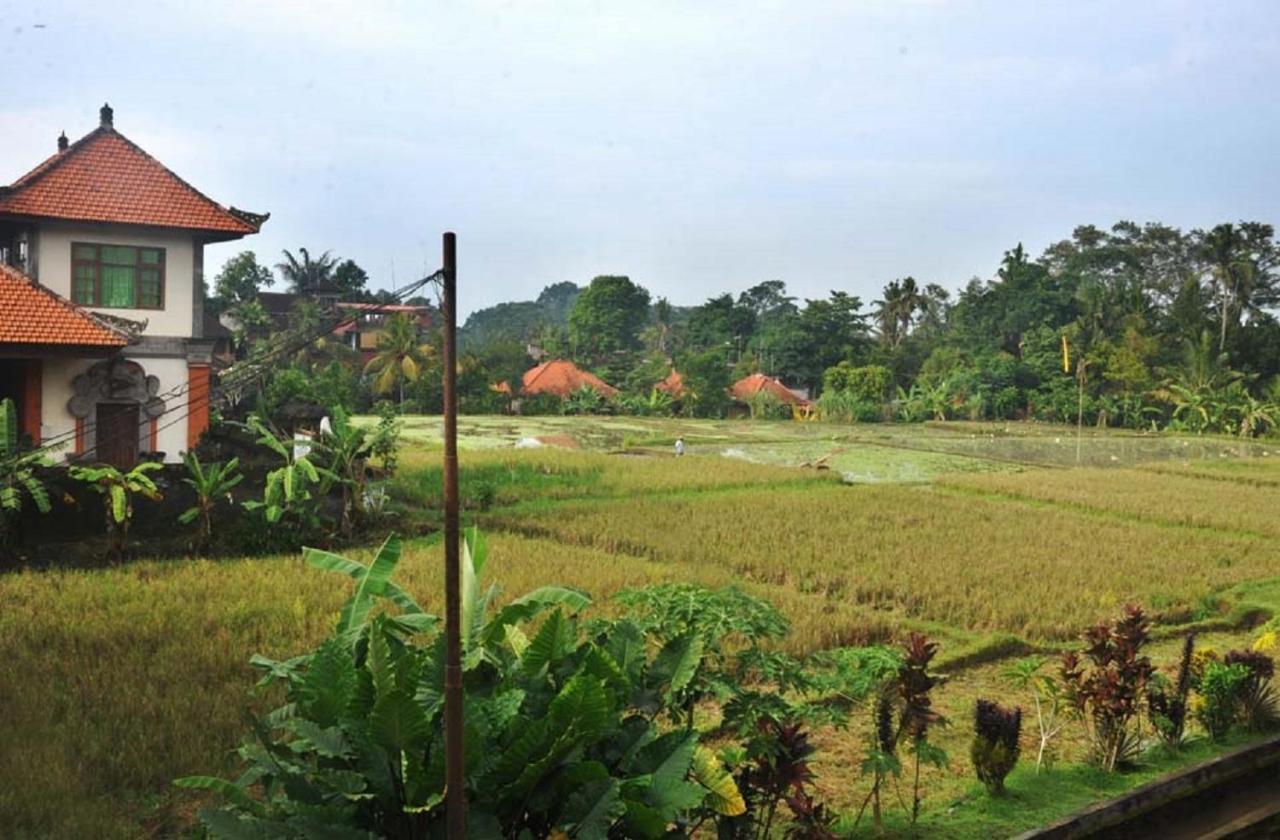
(210, 219, 1280, 433)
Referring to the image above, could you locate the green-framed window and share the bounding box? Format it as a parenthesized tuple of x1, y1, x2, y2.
(70, 243, 165, 310)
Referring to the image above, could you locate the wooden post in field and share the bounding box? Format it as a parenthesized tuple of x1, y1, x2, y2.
(441, 231, 466, 837)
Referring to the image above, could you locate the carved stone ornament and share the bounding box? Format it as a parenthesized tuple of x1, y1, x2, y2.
(67, 357, 167, 419)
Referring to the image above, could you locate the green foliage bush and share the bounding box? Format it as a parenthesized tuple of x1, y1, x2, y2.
(1196, 661, 1251, 741)
(822, 362, 891, 403)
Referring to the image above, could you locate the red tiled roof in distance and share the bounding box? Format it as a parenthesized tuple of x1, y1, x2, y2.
(520, 359, 619, 398)
(655, 368, 685, 397)
(0, 263, 129, 347)
(729, 372, 810, 406)
(0, 119, 265, 236)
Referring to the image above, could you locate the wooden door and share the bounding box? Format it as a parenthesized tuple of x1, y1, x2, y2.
(96, 403, 139, 468)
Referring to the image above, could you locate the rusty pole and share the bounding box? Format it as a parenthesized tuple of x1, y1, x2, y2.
(441, 231, 466, 837)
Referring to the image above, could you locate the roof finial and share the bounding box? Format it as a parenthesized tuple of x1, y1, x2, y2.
(57, 131, 68, 152)
(99, 102, 113, 128)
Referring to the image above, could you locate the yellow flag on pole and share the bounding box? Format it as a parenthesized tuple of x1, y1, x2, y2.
(1061, 334, 1070, 373)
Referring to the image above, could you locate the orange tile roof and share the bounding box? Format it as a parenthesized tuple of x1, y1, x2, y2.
(729, 372, 810, 406)
(655, 368, 685, 397)
(0, 117, 265, 236)
(0, 263, 130, 347)
(521, 359, 619, 398)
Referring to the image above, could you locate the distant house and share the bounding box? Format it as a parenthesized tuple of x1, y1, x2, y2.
(654, 368, 685, 398)
(0, 104, 266, 466)
(332, 302, 432, 364)
(248, 294, 432, 364)
(729, 372, 812, 417)
(521, 359, 619, 399)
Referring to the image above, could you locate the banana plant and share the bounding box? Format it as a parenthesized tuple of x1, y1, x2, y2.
(1, 397, 52, 547)
(68, 461, 163, 558)
(178, 452, 242, 552)
(242, 415, 334, 535)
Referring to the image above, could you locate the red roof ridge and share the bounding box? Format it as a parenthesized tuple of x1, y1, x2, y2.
(520, 359, 619, 398)
(0, 262, 133, 347)
(0, 121, 268, 236)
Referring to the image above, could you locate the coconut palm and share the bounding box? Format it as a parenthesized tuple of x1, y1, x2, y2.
(363, 312, 433, 403)
(1199, 223, 1279, 352)
(896, 276, 924, 339)
(874, 280, 905, 347)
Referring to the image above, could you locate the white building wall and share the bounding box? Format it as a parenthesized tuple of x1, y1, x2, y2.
(40, 353, 191, 464)
(34, 221, 197, 338)
(40, 356, 93, 455)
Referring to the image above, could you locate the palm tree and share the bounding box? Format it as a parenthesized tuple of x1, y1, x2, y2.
(896, 277, 923, 340)
(363, 313, 433, 403)
(1198, 223, 1278, 353)
(277, 247, 339, 295)
(874, 280, 904, 347)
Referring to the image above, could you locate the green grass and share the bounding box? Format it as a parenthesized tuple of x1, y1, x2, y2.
(3, 416, 1279, 837)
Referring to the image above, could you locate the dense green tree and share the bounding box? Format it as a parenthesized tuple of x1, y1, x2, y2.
(535, 281, 582, 323)
(567, 275, 651, 365)
(685, 293, 754, 359)
(677, 348, 733, 418)
(211, 251, 274, 314)
(461, 301, 550, 350)
(331, 259, 370, 300)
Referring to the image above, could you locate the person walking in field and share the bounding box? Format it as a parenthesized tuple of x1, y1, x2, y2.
(674, 436, 685, 457)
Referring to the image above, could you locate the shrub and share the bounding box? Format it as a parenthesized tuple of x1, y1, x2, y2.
(1060, 604, 1154, 771)
(821, 362, 891, 403)
(1223, 649, 1278, 732)
(520, 392, 563, 416)
(370, 402, 403, 475)
(1195, 661, 1251, 741)
(971, 699, 1021, 795)
(1147, 633, 1196, 751)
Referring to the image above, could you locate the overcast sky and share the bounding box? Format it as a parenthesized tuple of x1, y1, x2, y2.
(2, 1, 1278, 316)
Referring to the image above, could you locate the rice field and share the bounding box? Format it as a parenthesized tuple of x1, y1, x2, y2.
(4, 416, 1279, 837)
(942, 465, 1280, 539)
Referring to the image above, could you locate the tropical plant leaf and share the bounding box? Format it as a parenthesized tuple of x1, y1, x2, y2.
(523, 609, 575, 674)
(370, 689, 429, 753)
(651, 633, 704, 703)
(292, 719, 350, 758)
(298, 641, 356, 727)
(109, 484, 127, 524)
(690, 746, 745, 816)
(564, 778, 624, 839)
(484, 586, 592, 647)
(195, 808, 281, 839)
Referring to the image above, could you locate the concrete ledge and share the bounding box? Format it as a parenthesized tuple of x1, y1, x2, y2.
(1015, 734, 1280, 839)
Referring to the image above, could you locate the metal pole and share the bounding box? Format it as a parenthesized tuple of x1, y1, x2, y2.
(441, 231, 466, 837)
